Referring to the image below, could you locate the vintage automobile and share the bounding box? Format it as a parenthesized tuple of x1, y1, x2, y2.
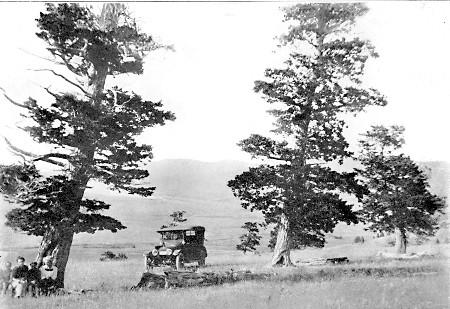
(144, 225, 207, 271)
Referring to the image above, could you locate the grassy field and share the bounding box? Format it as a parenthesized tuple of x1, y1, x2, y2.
(1, 248, 449, 309)
(0, 158, 448, 308)
(3, 274, 448, 309)
(1, 213, 449, 309)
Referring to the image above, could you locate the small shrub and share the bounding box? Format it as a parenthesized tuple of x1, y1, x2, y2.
(99, 251, 128, 261)
(117, 253, 128, 260)
(237, 222, 262, 254)
(333, 235, 343, 239)
(100, 251, 116, 261)
(386, 238, 396, 247)
(414, 235, 429, 245)
(354, 236, 364, 243)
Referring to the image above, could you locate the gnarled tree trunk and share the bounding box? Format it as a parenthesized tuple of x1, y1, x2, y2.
(35, 226, 75, 288)
(51, 228, 75, 288)
(271, 214, 292, 266)
(36, 227, 58, 267)
(395, 227, 407, 254)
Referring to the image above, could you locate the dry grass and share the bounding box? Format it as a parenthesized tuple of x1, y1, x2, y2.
(2, 272, 448, 309)
(1, 251, 448, 309)
(1, 240, 448, 309)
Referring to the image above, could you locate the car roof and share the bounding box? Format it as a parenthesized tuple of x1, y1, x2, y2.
(157, 225, 205, 233)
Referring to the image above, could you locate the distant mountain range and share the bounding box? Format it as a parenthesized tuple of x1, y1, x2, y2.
(1, 159, 448, 250)
(141, 159, 449, 200)
(141, 159, 255, 201)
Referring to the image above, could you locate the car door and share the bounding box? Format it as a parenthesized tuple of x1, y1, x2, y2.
(183, 230, 199, 261)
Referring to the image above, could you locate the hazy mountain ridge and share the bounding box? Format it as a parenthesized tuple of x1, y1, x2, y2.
(140, 159, 257, 201)
(141, 159, 449, 201)
(1, 159, 448, 250)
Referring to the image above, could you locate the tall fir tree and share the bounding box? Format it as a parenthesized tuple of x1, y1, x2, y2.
(0, 3, 174, 287)
(228, 3, 386, 266)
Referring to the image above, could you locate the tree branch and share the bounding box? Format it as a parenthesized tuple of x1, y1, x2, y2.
(18, 48, 65, 66)
(267, 155, 288, 161)
(53, 52, 82, 77)
(0, 87, 28, 108)
(4, 137, 66, 167)
(37, 153, 72, 161)
(30, 83, 61, 100)
(29, 82, 61, 101)
(29, 69, 90, 96)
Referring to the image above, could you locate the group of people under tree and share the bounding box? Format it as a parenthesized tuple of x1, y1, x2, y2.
(1, 256, 57, 298)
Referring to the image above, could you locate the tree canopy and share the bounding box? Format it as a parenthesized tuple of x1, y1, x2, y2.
(229, 3, 386, 266)
(357, 125, 445, 253)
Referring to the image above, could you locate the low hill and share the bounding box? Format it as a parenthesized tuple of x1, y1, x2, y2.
(1, 159, 448, 251)
(141, 159, 255, 201)
(141, 159, 448, 201)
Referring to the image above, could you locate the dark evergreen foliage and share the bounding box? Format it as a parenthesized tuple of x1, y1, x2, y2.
(236, 222, 262, 254)
(228, 4, 386, 260)
(357, 126, 446, 252)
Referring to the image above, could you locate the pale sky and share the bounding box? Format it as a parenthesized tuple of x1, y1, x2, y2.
(0, 2, 449, 164)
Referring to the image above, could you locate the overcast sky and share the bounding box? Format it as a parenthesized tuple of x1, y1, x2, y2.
(0, 2, 449, 164)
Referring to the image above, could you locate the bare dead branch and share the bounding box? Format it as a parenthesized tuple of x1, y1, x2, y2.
(33, 157, 67, 167)
(38, 84, 60, 100)
(0, 87, 28, 108)
(53, 52, 81, 76)
(18, 47, 64, 66)
(5, 137, 39, 158)
(29, 69, 90, 96)
(38, 153, 71, 161)
(267, 156, 288, 161)
(4, 137, 66, 167)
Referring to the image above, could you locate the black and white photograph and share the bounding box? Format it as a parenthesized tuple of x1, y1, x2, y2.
(0, 1, 448, 308)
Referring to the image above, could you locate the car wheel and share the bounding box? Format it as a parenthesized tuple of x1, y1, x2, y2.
(176, 253, 184, 271)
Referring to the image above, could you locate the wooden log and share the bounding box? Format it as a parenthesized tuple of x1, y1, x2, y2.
(326, 257, 349, 264)
(133, 269, 260, 290)
(131, 272, 167, 290)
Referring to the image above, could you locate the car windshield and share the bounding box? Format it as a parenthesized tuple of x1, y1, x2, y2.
(161, 231, 183, 241)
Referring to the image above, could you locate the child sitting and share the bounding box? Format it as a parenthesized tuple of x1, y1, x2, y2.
(39, 257, 58, 296)
(27, 262, 40, 297)
(1, 262, 12, 295)
(11, 257, 28, 298)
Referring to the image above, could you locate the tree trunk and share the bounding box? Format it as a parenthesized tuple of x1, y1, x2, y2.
(35, 225, 75, 288)
(51, 228, 75, 288)
(395, 228, 407, 254)
(36, 227, 58, 267)
(271, 214, 292, 266)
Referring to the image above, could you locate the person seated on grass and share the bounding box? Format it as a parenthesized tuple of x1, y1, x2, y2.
(11, 257, 28, 298)
(27, 262, 40, 297)
(1, 261, 12, 296)
(39, 257, 57, 296)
